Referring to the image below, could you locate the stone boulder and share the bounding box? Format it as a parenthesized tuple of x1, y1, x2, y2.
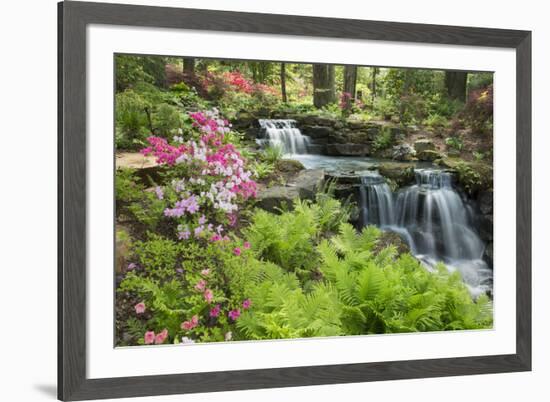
(326, 143, 370, 156)
(414, 139, 436, 153)
(372, 230, 411, 255)
(275, 159, 305, 174)
(392, 143, 416, 161)
(301, 125, 334, 140)
(416, 149, 441, 162)
(378, 162, 415, 187)
(478, 191, 493, 215)
(299, 115, 338, 127)
(255, 169, 324, 212)
(231, 110, 258, 130)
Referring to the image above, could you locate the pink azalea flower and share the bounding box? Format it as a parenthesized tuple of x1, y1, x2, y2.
(181, 315, 199, 331)
(228, 309, 241, 321)
(155, 329, 168, 344)
(210, 234, 221, 242)
(201, 268, 210, 276)
(144, 331, 155, 345)
(127, 262, 137, 271)
(195, 279, 207, 291)
(209, 304, 221, 317)
(242, 299, 252, 309)
(243, 241, 251, 249)
(233, 247, 241, 256)
(204, 289, 214, 303)
(134, 302, 146, 314)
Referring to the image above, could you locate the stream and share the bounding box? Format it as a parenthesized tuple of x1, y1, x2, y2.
(257, 119, 493, 297)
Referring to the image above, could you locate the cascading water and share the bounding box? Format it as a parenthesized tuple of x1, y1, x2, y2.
(257, 119, 311, 155)
(359, 168, 492, 297)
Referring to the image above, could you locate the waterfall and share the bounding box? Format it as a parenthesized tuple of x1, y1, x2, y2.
(257, 119, 311, 155)
(359, 169, 492, 297)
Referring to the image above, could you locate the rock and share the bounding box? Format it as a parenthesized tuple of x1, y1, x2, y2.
(390, 126, 406, 141)
(478, 191, 493, 215)
(275, 159, 305, 174)
(416, 150, 441, 162)
(301, 115, 338, 127)
(479, 214, 493, 242)
(326, 143, 370, 156)
(414, 139, 436, 153)
(378, 162, 415, 187)
(255, 186, 301, 212)
(294, 169, 325, 199)
(301, 125, 334, 140)
(307, 144, 327, 154)
(346, 119, 370, 130)
(232, 110, 258, 130)
(392, 143, 416, 161)
(372, 230, 411, 255)
(115, 153, 166, 185)
(324, 171, 362, 185)
(366, 127, 380, 140)
(255, 169, 324, 212)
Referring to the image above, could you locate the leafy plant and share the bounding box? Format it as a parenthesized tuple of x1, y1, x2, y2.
(261, 144, 284, 163)
(445, 136, 464, 151)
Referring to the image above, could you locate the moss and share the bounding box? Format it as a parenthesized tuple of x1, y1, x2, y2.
(439, 157, 493, 195)
(378, 162, 415, 187)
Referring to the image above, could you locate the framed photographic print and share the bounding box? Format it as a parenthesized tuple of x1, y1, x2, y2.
(58, 1, 531, 400)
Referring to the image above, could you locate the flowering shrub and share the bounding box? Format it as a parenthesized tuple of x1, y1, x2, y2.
(142, 108, 257, 237)
(117, 108, 261, 345)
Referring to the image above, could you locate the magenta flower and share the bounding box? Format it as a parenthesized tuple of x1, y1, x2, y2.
(233, 247, 241, 256)
(209, 304, 221, 317)
(155, 329, 168, 344)
(195, 279, 207, 291)
(228, 309, 241, 321)
(242, 299, 252, 309)
(210, 234, 221, 242)
(243, 241, 251, 250)
(204, 289, 214, 303)
(134, 302, 146, 314)
(144, 331, 155, 345)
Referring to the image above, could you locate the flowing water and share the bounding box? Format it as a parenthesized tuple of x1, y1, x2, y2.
(257, 119, 311, 155)
(255, 120, 492, 297)
(359, 169, 492, 297)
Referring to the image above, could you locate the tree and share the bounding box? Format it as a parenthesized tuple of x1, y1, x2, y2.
(183, 58, 195, 77)
(445, 71, 468, 102)
(342, 65, 357, 111)
(280, 63, 288, 103)
(312, 64, 336, 108)
(371, 67, 378, 106)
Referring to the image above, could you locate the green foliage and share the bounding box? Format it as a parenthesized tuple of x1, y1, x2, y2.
(261, 144, 284, 164)
(237, 222, 492, 339)
(445, 136, 464, 151)
(115, 55, 167, 91)
(115, 90, 150, 149)
(133, 234, 181, 280)
(152, 103, 182, 137)
(372, 126, 394, 151)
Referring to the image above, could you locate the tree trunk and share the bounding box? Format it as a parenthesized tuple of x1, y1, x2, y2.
(312, 64, 336, 108)
(183, 58, 195, 77)
(445, 71, 468, 102)
(280, 63, 288, 103)
(343, 65, 358, 111)
(371, 67, 378, 106)
(343, 65, 357, 97)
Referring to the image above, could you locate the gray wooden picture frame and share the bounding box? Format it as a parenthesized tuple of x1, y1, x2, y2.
(58, 1, 532, 400)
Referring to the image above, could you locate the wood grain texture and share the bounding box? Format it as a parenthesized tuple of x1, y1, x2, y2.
(58, 1, 532, 400)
